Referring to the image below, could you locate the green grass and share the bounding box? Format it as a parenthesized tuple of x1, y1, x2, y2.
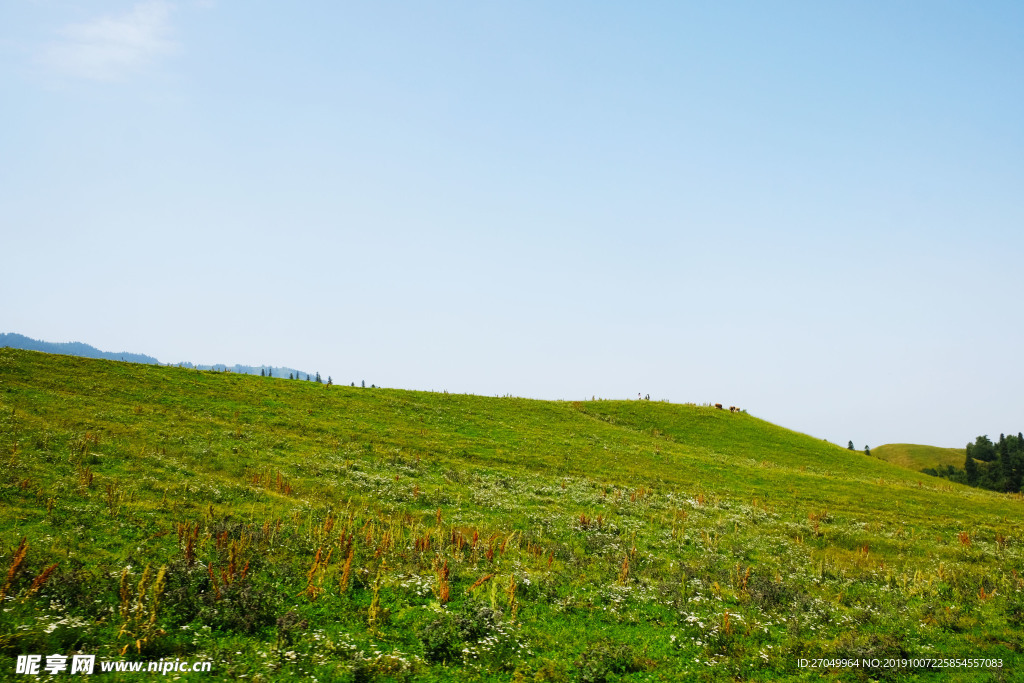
(1, 348, 1023, 681)
(873, 444, 967, 473)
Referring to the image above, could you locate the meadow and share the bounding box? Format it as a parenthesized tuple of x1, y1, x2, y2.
(1, 348, 1022, 681)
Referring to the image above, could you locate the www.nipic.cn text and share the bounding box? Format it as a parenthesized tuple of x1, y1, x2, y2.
(15, 654, 212, 675)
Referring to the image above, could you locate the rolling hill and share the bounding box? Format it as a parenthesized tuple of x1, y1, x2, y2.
(873, 443, 968, 473)
(1, 348, 1022, 681)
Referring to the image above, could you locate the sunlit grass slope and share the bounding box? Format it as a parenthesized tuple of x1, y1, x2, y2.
(874, 443, 967, 472)
(1, 349, 1023, 682)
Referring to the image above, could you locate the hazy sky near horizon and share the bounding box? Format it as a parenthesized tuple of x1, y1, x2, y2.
(2, 1, 1022, 449)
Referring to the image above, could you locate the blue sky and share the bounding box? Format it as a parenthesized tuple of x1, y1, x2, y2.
(2, 1, 1022, 449)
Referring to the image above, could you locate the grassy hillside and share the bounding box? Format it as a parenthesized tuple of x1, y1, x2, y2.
(874, 443, 967, 473)
(1, 348, 1022, 681)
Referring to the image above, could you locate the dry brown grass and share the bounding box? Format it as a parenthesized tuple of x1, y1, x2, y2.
(0, 538, 28, 601)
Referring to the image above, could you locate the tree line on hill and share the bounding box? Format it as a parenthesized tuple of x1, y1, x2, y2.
(847, 441, 871, 456)
(267, 370, 377, 390)
(923, 433, 1024, 493)
(177, 362, 309, 378)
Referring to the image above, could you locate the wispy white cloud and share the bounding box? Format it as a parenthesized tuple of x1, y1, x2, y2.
(41, 1, 177, 81)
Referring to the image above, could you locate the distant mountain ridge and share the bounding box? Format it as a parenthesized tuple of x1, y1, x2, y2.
(0, 332, 160, 365)
(0, 332, 311, 380)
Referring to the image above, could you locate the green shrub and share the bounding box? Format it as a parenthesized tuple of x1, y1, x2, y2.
(1004, 593, 1024, 627)
(161, 561, 280, 635)
(574, 640, 648, 683)
(418, 612, 461, 664)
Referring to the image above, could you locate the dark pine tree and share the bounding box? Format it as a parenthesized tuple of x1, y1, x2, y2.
(1011, 436, 1024, 493)
(864, 445, 871, 457)
(316, 372, 322, 383)
(968, 435, 997, 462)
(848, 441, 855, 451)
(965, 451, 979, 486)
(261, 368, 265, 377)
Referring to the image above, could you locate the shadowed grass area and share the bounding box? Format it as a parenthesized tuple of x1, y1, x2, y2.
(1, 348, 1023, 681)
